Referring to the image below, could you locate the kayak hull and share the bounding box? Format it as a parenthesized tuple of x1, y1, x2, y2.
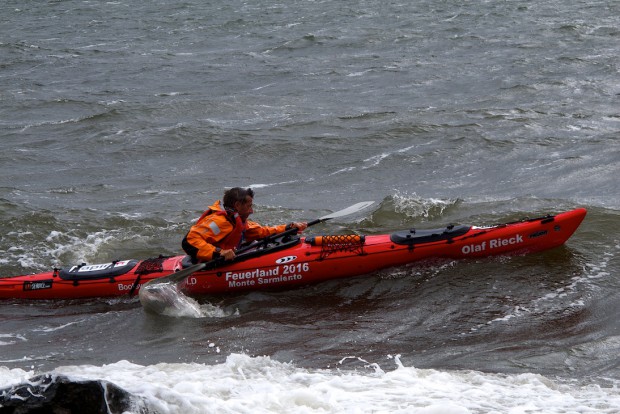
(0, 208, 587, 300)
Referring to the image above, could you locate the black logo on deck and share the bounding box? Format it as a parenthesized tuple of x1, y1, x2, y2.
(528, 230, 548, 239)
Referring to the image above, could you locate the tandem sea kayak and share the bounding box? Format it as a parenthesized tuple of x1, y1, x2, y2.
(0, 208, 586, 300)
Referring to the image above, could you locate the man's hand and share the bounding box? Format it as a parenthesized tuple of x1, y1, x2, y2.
(287, 222, 308, 232)
(220, 248, 236, 261)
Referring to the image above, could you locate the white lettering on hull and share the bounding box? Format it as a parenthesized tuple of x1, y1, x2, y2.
(259, 274, 303, 285)
(225, 263, 310, 289)
(225, 267, 280, 282)
(118, 283, 141, 291)
(461, 234, 524, 255)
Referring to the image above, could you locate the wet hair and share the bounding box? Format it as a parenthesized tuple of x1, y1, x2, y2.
(223, 187, 254, 209)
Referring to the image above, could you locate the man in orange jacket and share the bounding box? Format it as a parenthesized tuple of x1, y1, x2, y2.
(182, 187, 307, 264)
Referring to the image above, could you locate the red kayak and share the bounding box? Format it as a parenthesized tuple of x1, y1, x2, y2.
(0, 208, 586, 300)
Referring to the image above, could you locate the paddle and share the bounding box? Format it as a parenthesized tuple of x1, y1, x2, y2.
(308, 200, 375, 225)
(139, 201, 374, 289)
(252, 200, 376, 247)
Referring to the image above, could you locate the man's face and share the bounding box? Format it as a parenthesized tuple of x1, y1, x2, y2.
(235, 196, 254, 221)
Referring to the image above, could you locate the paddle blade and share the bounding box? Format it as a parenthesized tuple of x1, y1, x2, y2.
(309, 201, 375, 225)
(138, 262, 207, 315)
(139, 281, 203, 318)
(324, 201, 374, 219)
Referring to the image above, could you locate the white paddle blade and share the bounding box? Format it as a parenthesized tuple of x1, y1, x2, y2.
(319, 201, 374, 221)
(139, 282, 203, 318)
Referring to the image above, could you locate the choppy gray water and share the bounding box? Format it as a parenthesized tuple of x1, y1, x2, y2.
(1, 0, 619, 411)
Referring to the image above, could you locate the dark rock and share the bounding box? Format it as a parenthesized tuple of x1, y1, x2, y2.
(0, 374, 150, 414)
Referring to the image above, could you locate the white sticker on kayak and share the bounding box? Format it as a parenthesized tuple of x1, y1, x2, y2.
(276, 256, 297, 264)
(71, 260, 132, 273)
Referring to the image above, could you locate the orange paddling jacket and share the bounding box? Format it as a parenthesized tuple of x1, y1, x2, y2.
(182, 200, 287, 262)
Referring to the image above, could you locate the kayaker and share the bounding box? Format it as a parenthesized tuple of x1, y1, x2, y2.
(182, 187, 307, 263)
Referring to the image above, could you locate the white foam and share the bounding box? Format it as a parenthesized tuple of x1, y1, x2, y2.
(390, 191, 459, 219)
(32, 321, 82, 333)
(0, 366, 36, 388)
(246, 180, 300, 189)
(0, 334, 27, 346)
(5, 227, 139, 272)
(2, 354, 618, 413)
(363, 152, 390, 168)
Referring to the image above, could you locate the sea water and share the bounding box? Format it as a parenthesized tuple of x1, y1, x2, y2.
(1, 0, 619, 411)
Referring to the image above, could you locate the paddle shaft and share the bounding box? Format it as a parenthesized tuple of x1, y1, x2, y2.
(146, 239, 262, 285)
